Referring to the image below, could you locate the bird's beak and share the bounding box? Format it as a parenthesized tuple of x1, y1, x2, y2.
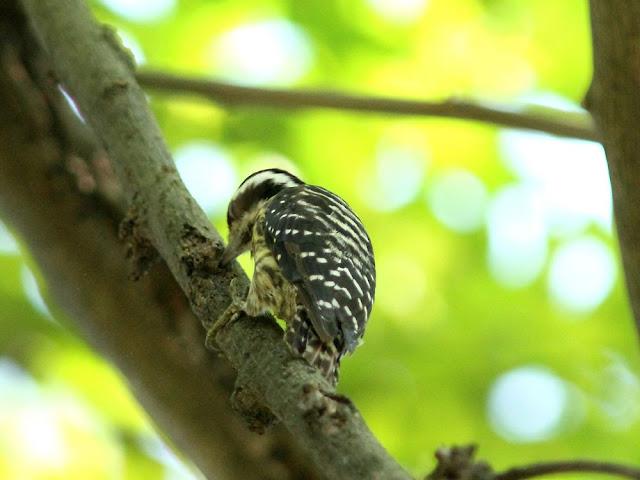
(219, 237, 244, 267)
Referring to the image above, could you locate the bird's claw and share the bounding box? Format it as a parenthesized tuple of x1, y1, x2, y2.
(206, 305, 243, 348)
(205, 278, 249, 348)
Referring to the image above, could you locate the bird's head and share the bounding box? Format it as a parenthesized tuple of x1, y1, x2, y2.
(220, 168, 303, 266)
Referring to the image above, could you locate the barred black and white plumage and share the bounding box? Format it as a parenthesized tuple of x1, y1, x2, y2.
(218, 168, 376, 384)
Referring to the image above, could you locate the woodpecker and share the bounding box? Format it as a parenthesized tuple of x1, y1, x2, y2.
(213, 168, 376, 384)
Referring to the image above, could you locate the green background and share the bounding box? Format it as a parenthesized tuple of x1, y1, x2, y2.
(1, 0, 637, 478)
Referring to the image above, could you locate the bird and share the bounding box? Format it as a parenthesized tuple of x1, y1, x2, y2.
(211, 168, 376, 385)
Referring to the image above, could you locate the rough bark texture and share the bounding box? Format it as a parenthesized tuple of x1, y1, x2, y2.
(587, 0, 640, 335)
(0, 3, 315, 479)
(17, 0, 410, 479)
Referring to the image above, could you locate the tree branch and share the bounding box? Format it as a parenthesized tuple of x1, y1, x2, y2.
(0, 4, 316, 479)
(587, 0, 640, 336)
(426, 446, 640, 480)
(136, 70, 600, 142)
(495, 460, 640, 480)
(19, 1, 411, 478)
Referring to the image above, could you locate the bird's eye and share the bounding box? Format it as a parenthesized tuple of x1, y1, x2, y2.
(241, 229, 252, 245)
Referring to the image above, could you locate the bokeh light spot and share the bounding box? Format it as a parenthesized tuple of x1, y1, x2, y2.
(174, 142, 237, 216)
(594, 354, 640, 430)
(20, 266, 53, 320)
(367, 0, 429, 24)
(0, 359, 38, 403)
(97, 0, 175, 22)
(141, 436, 203, 480)
(16, 408, 67, 468)
(487, 185, 548, 288)
(488, 366, 569, 442)
(548, 236, 616, 313)
(0, 359, 122, 477)
(210, 20, 313, 86)
(361, 144, 427, 212)
(0, 221, 19, 255)
(428, 169, 487, 233)
(500, 129, 612, 236)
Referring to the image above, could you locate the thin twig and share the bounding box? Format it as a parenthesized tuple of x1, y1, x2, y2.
(136, 70, 600, 142)
(495, 460, 640, 480)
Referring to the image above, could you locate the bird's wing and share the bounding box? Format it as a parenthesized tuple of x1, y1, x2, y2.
(264, 185, 375, 352)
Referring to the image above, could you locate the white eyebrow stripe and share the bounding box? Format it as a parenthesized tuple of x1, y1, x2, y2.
(234, 171, 299, 198)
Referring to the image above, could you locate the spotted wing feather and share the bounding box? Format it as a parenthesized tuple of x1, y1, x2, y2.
(264, 185, 375, 353)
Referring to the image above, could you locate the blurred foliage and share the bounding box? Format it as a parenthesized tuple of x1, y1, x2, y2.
(2, 0, 639, 478)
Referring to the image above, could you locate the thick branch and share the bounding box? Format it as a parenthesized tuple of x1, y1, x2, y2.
(587, 0, 640, 335)
(19, 1, 411, 478)
(136, 70, 599, 142)
(0, 4, 315, 479)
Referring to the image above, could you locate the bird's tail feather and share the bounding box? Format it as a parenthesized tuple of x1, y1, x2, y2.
(285, 306, 341, 385)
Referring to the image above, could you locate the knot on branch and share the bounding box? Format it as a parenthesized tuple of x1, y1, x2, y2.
(426, 445, 492, 480)
(101, 79, 129, 100)
(100, 24, 136, 72)
(231, 382, 279, 434)
(179, 223, 238, 325)
(300, 383, 355, 435)
(179, 223, 223, 277)
(119, 206, 160, 280)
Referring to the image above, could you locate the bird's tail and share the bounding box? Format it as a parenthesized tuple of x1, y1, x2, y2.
(285, 306, 342, 385)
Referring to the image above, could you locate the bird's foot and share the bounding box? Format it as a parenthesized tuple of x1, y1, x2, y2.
(206, 278, 248, 348)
